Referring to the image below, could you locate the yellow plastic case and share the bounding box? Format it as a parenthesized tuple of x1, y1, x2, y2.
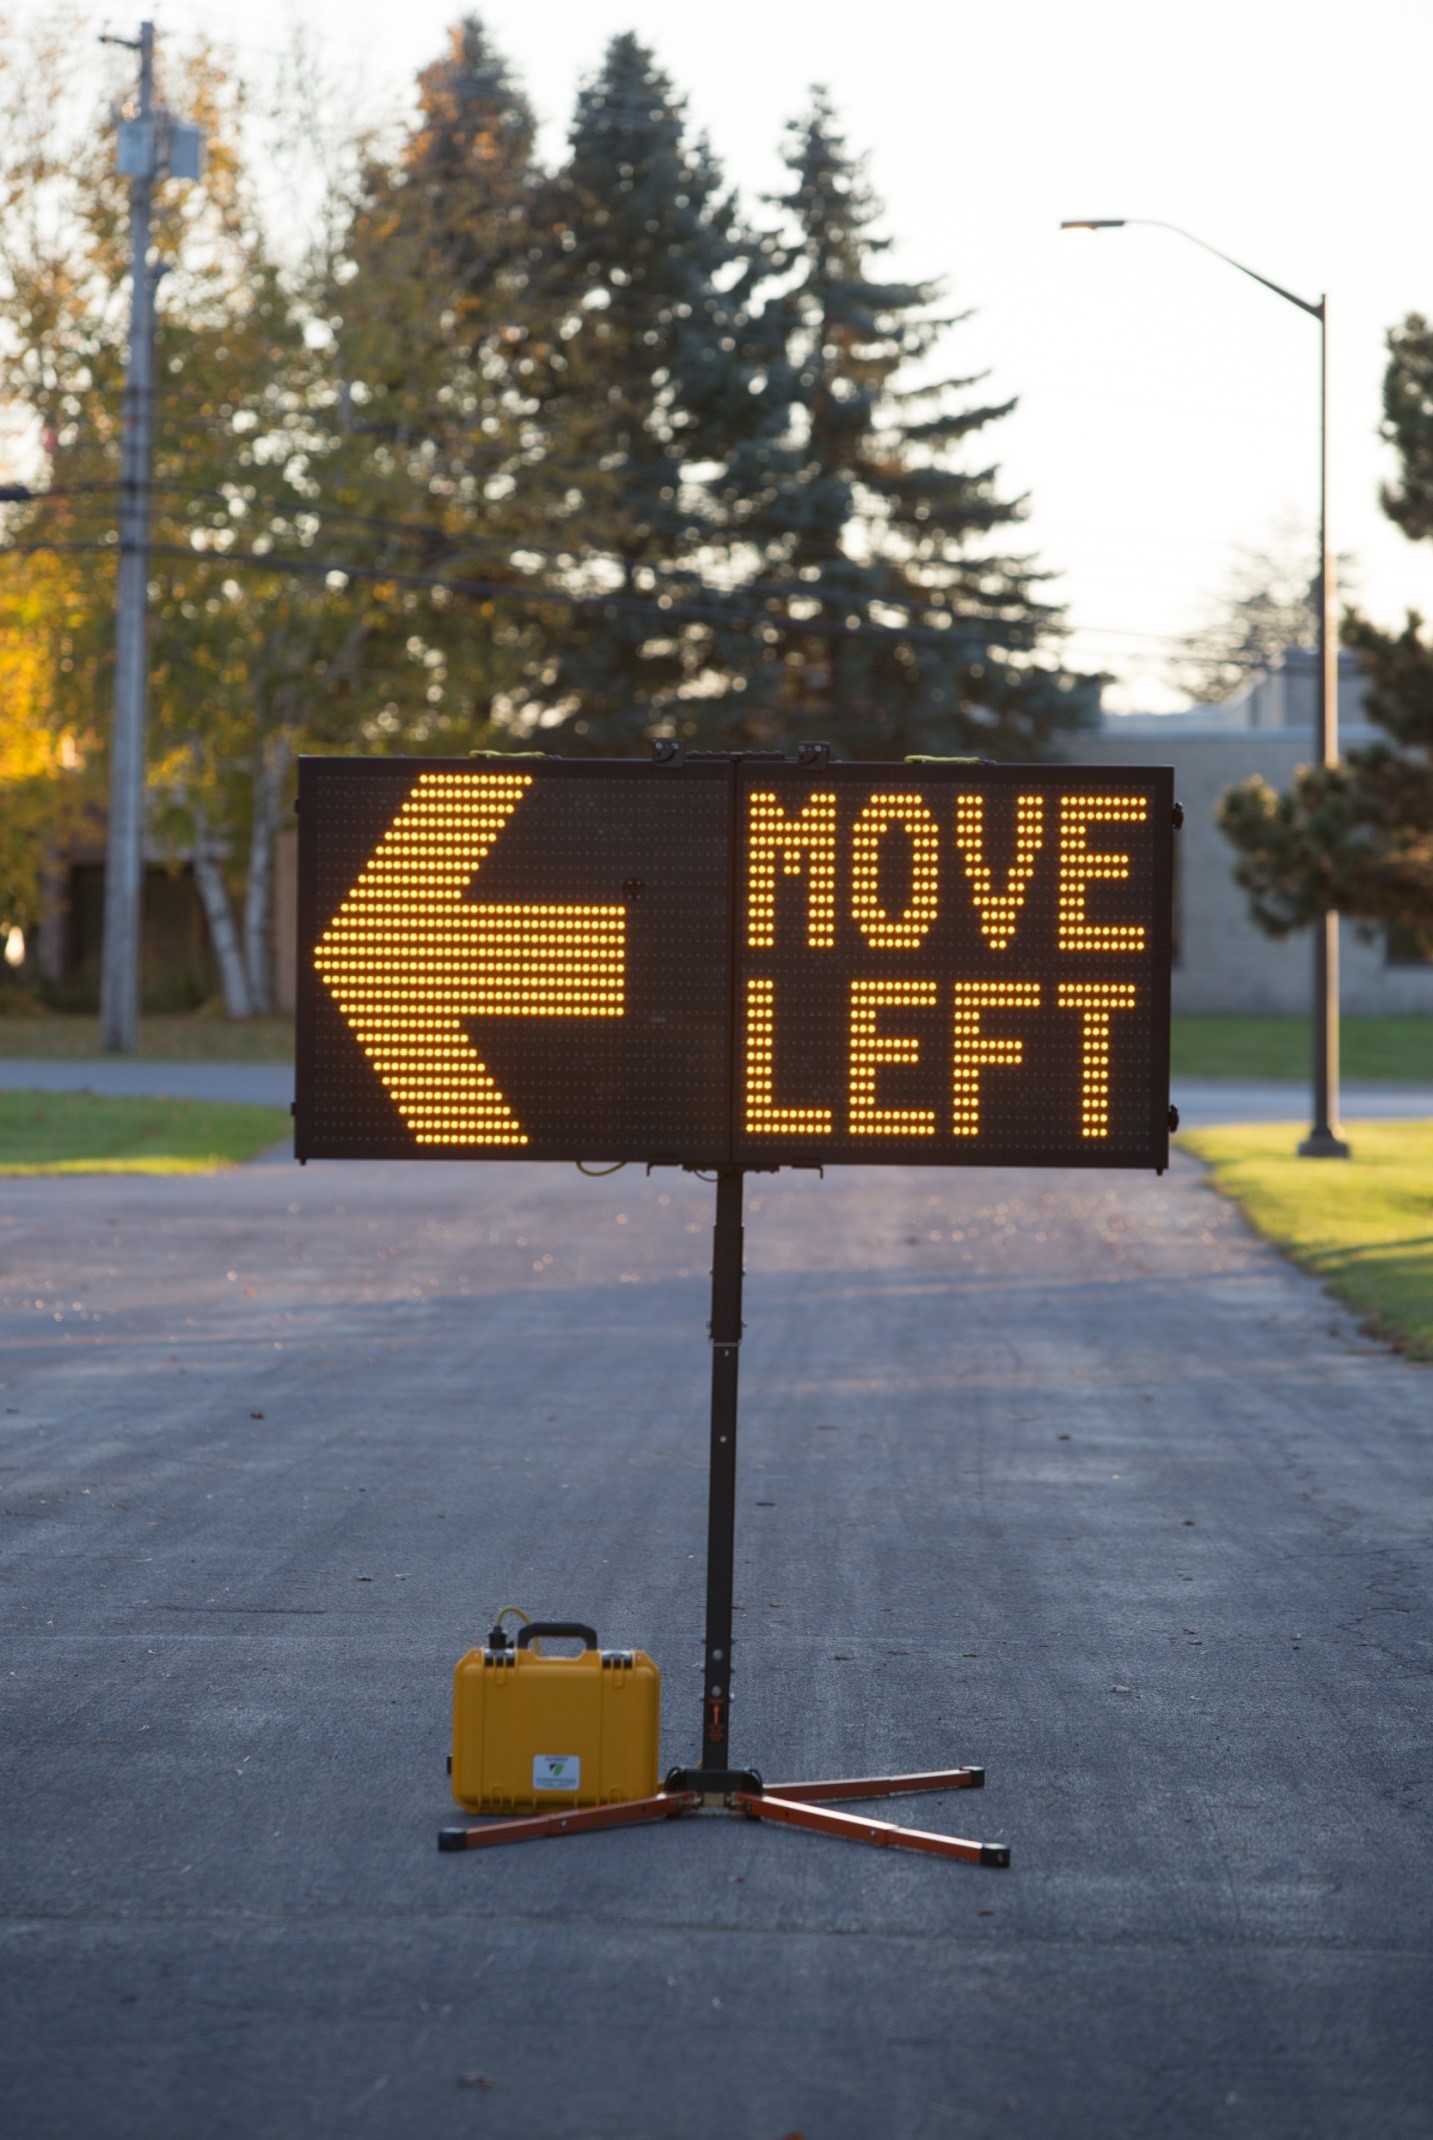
(451, 1621, 660, 1814)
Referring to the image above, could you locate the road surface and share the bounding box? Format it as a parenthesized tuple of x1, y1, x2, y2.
(1, 1148, 1429, 2137)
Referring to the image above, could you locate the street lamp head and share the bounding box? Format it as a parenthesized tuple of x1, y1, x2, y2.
(1060, 219, 1127, 232)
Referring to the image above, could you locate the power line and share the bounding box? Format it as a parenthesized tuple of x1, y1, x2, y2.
(9, 488, 1289, 661)
(4, 476, 1065, 626)
(1, 531, 1090, 666)
(6, 515, 1277, 670)
(8, 489, 1285, 670)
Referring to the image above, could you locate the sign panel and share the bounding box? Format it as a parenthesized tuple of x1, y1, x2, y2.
(296, 755, 1173, 1170)
(732, 762, 1173, 1170)
(296, 757, 734, 1164)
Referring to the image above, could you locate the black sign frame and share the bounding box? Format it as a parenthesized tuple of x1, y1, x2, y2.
(729, 759, 1174, 1172)
(295, 753, 1174, 1171)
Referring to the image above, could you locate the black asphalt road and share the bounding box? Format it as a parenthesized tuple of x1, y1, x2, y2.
(2, 1151, 1429, 2139)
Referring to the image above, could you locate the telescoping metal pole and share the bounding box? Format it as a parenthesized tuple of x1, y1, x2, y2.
(100, 21, 157, 1055)
(700, 1166, 745, 1772)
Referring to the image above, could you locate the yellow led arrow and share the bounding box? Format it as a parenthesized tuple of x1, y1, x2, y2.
(314, 771, 626, 1146)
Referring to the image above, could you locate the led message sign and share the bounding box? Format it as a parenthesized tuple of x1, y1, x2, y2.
(732, 763, 1172, 1168)
(296, 757, 734, 1165)
(295, 755, 1173, 1169)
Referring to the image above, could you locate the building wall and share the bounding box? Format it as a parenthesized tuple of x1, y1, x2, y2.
(1072, 726, 1433, 1017)
(1220, 646, 1367, 732)
(36, 859, 216, 1012)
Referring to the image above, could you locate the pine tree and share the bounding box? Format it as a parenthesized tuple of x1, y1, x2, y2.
(718, 92, 1094, 760)
(1378, 314, 1433, 542)
(1219, 319, 1433, 956)
(525, 32, 778, 750)
(1219, 611, 1433, 955)
(332, 14, 563, 750)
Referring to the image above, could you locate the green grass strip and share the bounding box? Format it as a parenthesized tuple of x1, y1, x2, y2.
(1171, 1016, 1433, 1083)
(1179, 1119, 1433, 1359)
(0, 1090, 291, 1174)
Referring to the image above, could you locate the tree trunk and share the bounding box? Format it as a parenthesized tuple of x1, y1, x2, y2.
(191, 808, 251, 1019)
(243, 734, 291, 1016)
(34, 841, 67, 987)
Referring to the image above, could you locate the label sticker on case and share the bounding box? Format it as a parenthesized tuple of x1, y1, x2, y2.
(533, 1754, 580, 1791)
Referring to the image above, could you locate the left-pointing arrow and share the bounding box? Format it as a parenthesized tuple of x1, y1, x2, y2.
(315, 771, 626, 1145)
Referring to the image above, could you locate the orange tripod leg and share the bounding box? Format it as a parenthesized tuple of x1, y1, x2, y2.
(439, 1789, 700, 1851)
(761, 1766, 985, 1803)
(733, 1790, 1009, 1866)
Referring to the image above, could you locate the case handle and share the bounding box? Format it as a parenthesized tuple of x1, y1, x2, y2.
(515, 1621, 598, 1652)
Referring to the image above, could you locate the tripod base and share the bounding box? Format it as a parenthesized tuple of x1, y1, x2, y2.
(439, 1763, 1009, 1867)
(440, 1176, 1012, 1873)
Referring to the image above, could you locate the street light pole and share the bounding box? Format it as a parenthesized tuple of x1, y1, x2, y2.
(100, 20, 157, 1056)
(1061, 218, 1348, 1157)
(1302, 299, 1349, 1155)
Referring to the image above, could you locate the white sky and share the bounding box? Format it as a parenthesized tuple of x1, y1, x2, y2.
(77, 0, 1433, 708)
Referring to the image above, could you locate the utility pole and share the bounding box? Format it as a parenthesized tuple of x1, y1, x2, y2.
(97, 26, 202, 1053)
(99, 20, 157, 1055)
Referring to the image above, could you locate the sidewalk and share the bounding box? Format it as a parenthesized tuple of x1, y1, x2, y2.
(1173, 1077, 1433, 1125)
(2, 1059, 1427, 1132)
(0, 1058, 293, 1107)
